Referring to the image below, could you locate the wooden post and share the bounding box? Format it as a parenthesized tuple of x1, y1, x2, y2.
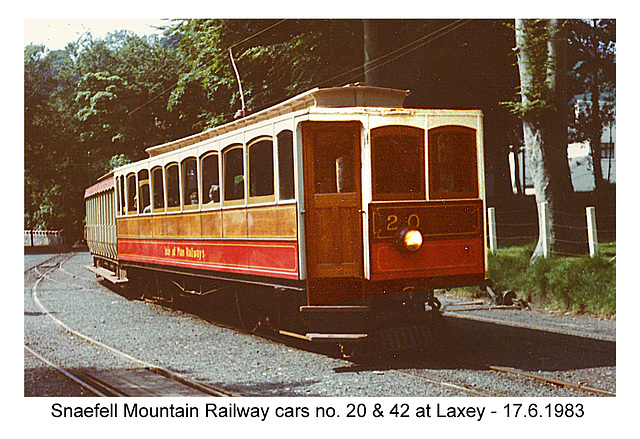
(586, 206, 598, 257)
(488, 207, 497, 253)
(538, 201, 550, 257)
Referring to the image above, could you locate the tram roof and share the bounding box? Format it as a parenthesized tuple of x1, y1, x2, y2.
(145, 85, 410, 158)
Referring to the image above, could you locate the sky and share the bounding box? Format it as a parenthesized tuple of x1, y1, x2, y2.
(24, 19, 170, 50)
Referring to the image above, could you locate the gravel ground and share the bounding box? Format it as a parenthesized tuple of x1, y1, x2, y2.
(24, 251, 616, 399)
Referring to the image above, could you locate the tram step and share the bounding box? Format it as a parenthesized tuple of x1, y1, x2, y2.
(299, 305, 371, 313)
(84, 265, 128, 284)
(305, 333, 369, 342)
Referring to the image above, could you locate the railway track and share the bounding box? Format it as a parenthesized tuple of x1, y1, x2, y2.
(27, 256, 237, 397)
(345, 352, 615, 398)
(25, 345, 226, 396)
(337, 301, 616, 397)
(30, 255, 489, 397)
(473, 363, 616, 397)
(26, 252, 616, 398)
(25, 345, 219, 397)
(386, 367, 493, 397)
(441, 305, 616, 397)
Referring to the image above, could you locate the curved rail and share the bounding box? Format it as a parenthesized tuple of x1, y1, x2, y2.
(478, 363, 616, 397)
(24, 345, 109, 396)
(443, 310, 616, 396)
(29, 259, 237, 397)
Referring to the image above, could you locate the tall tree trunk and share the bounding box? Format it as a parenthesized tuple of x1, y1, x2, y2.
(590, 84, 604, 193)
(588, 20, 604, 196)
(515, 19, 576, 262)
(363, 19, 387, 86)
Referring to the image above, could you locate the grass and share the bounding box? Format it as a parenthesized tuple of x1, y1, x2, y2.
(484, 243, 616, 317)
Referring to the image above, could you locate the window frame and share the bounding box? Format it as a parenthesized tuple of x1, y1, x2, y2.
(119, 176, 126, 216)
(277, 130, 295, 202)
(248, 136, 276, 205)
(222, 144, 246, 207)
(427, 125, 479, 200)
(308, 124, 359, 195)
(115, 176, 122, 216)
(151, 166, 165, 213)
(200, 151, 221, 209)
(181, 157, 200, 210)
(371, 125, 426, 202)
(126, 172, 137, 215)
(137, 169, 151, 215)
(165, 162, 181, 212)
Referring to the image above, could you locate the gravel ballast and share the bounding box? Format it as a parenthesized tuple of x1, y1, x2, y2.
(24, 251, 616, 398)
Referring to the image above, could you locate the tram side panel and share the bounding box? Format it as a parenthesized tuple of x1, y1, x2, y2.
(85, 118, 488, 300)
(84, 175, 120, 277)
(110, 126, 302, 286)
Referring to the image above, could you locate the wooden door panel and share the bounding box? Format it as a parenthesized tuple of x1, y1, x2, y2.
(303, 122, 363, 280)
(310, 201, 362, 277)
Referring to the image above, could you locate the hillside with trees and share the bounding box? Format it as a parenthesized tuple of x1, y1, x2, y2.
(24, 19, 615, 246)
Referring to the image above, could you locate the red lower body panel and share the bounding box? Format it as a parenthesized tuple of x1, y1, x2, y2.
(118, 238, 299, 280)
(370, 237, 484, 282)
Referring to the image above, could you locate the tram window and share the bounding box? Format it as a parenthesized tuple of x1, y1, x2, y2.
(200, 153, 220, 204)
(119, 177, 126, 215)
(165, 163, 180, 209)
(151, 167, 165, 210)
(223, 145, 245, 203)
(115, 176, 121, 215)
(312, 128, 356, 194)
(249, 137, 274, 202)
(428, 126, 478, 199)
(182, 157, 199, 207)
(371, 125, 425, 201)
(126, 173, 137, 214)
(277, 130, 295, 200)
(138, 169, 151, 214)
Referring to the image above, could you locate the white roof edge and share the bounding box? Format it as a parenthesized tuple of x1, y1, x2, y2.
(144, 85, 410, 158)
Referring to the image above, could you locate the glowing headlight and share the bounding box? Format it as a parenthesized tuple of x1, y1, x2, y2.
(402, 229, 423, 252)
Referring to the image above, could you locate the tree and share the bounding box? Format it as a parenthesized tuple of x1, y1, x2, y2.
(24, 31, 189, 242)
(24, 20, 524, 243)
(24, 44, 81, 233)
(167, 19, 365, 126)
(363, 19, 388, 86)
(512, 19, 576, 261)
(73, 32, 191, 171)
(567, 19, 616, 195)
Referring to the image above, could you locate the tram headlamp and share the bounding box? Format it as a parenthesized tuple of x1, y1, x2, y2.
(400, 228, 423, 252)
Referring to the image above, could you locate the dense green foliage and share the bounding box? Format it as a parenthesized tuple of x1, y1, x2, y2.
(24, 19, 615, 245)
(488, 245, 616, 316)
(167, 19, 366, 129)
(24, 19, 519, 242)
(25, 31, 191, 239)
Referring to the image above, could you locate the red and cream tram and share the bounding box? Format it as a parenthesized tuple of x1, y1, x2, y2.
(85, 85, 490, 353)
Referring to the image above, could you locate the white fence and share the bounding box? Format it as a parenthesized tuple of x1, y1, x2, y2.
(24, 230, 64, 247)
(487, 202, 613, 257)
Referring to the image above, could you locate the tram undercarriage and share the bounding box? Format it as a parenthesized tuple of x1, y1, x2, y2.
(90, 257, 465, 359)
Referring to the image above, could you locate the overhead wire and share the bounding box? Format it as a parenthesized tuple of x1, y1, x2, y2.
(127, 19, 289, 116)
(314, 19, 472, 89)
(246, 19, 473, 116)
(128, 19, 471, 119)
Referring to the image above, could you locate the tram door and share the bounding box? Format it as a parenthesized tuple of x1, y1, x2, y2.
(302, 122, 363, 288)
